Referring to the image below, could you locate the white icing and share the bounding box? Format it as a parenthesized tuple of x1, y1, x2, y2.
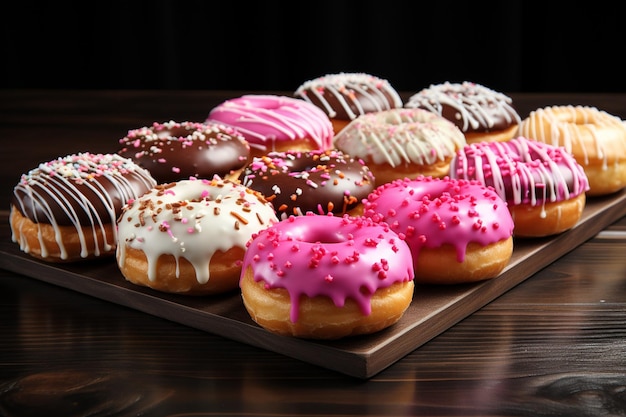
(333, 108, 466, 167)
(116, 178, 278, 284)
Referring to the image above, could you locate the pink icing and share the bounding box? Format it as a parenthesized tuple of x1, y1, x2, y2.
(450, 136, 589, 206)
(207, 94, 334, 153)
(362, 176, 514, 263)
(241, 214, 415, 322)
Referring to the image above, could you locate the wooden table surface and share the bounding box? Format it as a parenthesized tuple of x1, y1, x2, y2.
(1, 90, 626, 416)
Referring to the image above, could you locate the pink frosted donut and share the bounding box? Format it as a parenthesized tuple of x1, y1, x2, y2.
(363, 176, 514, 284)
(207, 94, 334, 157)
(239, 214, 415, 339)
(450, 136, 589, 237)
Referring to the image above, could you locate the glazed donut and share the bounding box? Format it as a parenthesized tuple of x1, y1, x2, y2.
(10, 152, 157, 262)
(333, 107, 466, 185)
(517, 105, 626, 196)
(450, 136, 589, 237)
(294, 72, 403, 134)
(116, 177, 278, 295)
(240, 214, 415, 339)
(207, 94, 334, 158)
(363, 176, 514, 284)
(238, 149, 375, 219)
(405, 81, 521, 144)
(117, 120, 250, 184)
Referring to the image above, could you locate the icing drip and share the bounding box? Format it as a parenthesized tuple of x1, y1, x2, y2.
(207, 95, 334, 153)
(450, 136, 590, 212)
(116, 178, 278, 284)
(405, 81, 521, 133)
(294, 72, 403, 120)
(362, 176, 514, 263)
(241, 214, 415, 322)
(11, 153, 157, 260)
(333, 108, 466, 167)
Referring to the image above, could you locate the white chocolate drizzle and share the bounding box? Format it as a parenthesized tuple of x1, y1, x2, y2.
(333, 108, 466, 167)
(294, 72, 403, 120)
(11, 153, 157, 260)
(405, 81, 521, 132)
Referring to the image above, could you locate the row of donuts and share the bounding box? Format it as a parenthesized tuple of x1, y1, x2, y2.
(7, 93, 514, 341)
(9, 73, 626, 341)
(9, 163, 513, 340)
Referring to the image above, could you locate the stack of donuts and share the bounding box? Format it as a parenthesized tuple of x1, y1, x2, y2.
(9, 72, 626, 341)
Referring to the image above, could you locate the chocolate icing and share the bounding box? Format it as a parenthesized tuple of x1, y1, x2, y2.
(12, 153, 157, 226)
(294, 73, 403, 121)
(117, 121, 250, 184)
(405, 81, 521, 133)
(239, 149, 375, 218)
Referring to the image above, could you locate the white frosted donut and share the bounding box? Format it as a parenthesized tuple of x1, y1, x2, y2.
(518, 105, 626, 196)
(207, 94, 334, 157)
(333, 107, 466, 185)
(116, 177, 279, 295)
(294, 72, 403, 134)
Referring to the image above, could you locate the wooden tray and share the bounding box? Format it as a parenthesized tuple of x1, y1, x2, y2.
(1, 190, 625, 379)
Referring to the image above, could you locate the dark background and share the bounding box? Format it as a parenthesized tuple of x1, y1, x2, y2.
(2, 1, 625, 94)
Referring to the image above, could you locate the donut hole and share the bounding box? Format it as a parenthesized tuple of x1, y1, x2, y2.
(302, 229, 347, 245)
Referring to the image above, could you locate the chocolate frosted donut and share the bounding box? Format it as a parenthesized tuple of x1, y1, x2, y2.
(239, 149, 375, 218)
(294, 72, 403, 133)
(405, 81, 521, 143)
(117, 120, 250, 183)
(10, 152, 157, 262)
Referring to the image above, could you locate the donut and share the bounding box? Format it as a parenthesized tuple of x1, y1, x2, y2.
(116, 177, 279, 295)
(239, 214, 415, 339)
(10, 152, 157, 262)
(333, 107, 466, 185)
(362, 176, 514, 284)
(117, 120, 250, 184)
(405, 81, 521, 144)
(206, 94, 334, 158)
(450, 136, 589, 237)
(517, 105, 626, 196)
(294, 72, 403, 134)
(238, 149, 375, 219)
